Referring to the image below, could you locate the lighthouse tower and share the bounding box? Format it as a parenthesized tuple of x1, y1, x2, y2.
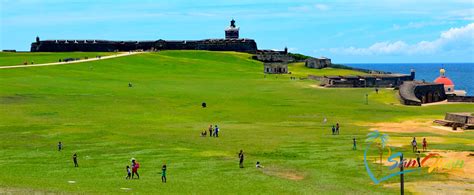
(225, 19, 239, 39)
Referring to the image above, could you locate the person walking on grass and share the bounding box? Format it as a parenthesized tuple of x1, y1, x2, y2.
(353, 138, 357, 150)
(336, 123, 340, 135)
(209, 125, 213, 137)
(126, 166, 131, 180)
(412, 137, 417, 152)
(131, 159, 140, 179)
(161, 164, 167, 183)
(214, 125, 219, 137)
(58, 141, 62, 151)
(239, 150, 244, 168)
(422, 138, 427, 152)
(73, 153, 78, 167)
(332, 125, 335, 135)
(416, 151, 422, 167)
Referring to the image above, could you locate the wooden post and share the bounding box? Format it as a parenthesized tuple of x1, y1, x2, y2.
(400, 153, 404, 195)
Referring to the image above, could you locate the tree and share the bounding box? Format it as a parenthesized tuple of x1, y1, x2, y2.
(366, 130, 390, 165)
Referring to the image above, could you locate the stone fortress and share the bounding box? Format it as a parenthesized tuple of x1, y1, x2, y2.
(305, 57, 331, 69)
(28, 19, 472, 106)
(253, 48, 293, 74)
(31, 19, 257, 53)
(320, 70, 415, 88)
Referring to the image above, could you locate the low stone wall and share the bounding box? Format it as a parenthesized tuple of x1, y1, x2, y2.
(447, 96, 474, 103)
(445, 113, 472, 124)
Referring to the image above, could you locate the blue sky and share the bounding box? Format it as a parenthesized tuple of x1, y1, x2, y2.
(1, 0, 473, 63)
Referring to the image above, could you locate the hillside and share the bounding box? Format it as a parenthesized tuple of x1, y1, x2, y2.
(0, 51, 473, 193)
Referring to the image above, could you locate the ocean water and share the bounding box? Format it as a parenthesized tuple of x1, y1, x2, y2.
(343, 63, 474, 95)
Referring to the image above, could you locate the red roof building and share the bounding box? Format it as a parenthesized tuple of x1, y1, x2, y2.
(434, 68, 454, 92)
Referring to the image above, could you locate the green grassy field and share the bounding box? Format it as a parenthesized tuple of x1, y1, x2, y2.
(0, 51, 473, 194)
(0, 52, 117, 66)
(288, 62, 363, 78)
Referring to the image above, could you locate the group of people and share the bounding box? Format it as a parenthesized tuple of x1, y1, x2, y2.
(331, 123, 340, 135)
(411, 137, 428, 152)
(125, 159, 167, 182)
(58, 141, 79, 167)
(412, 137, 428, 167)
(126, 159, 141, 179)
(201, 125, 220, 137)
(238, 150, 263, 169)
(59, 124, 431, 183)
(58, 141, 167, 182)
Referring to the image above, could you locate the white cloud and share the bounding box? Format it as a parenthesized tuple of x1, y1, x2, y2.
(325, 23, 474, 55)
(314, 4, 329, 11)
(289, 3, 329, 12)
(391, 21, 455, 30)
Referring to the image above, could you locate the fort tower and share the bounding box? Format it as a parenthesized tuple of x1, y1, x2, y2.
(225, 19, 239, 39)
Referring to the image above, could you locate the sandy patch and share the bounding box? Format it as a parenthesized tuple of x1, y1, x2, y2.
(384, 181, 473, 195)
(309, 84, 326, 89)
(364, 120, 463, 135)
(431, 125, 464, 132)
(386, 136, 447, 148)
(422, 100, 474, 106)
(261, 167, 305, 181)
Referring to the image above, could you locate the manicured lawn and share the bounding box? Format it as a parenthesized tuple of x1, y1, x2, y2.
(0, 52, 117, 66)
(288, 62, 364, 78)
(0, 51, 472, 193)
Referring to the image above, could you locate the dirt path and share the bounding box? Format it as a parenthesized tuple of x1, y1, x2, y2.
(0, 52, 142, 69)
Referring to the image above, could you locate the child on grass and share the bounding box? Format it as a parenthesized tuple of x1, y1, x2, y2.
(126, 166, 131, 179)
(161, 164, 167, 183)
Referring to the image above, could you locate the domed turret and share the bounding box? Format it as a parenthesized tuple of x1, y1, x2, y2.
(434, 68, 454, 92)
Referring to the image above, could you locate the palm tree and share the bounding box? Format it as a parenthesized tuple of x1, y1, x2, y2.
(365, 130, 389, 165)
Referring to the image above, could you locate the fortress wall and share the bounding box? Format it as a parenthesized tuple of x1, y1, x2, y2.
(31, 39, 258, 52)
(447, 96, 474, 103)
(31, 41, 156, 52)
(399, 81, 446, 106)
(321, 74, 414, 88)
(413, 83, 446, 103)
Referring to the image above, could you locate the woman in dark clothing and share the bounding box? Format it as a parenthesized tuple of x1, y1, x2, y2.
(239, 150, 244, 168)
(73, 153, 78, 167)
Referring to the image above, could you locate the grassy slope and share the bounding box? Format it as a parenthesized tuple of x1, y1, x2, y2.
(288, 62, 364, 78)
(0, 52, 117, 66)
(0, 51, 473, 193)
